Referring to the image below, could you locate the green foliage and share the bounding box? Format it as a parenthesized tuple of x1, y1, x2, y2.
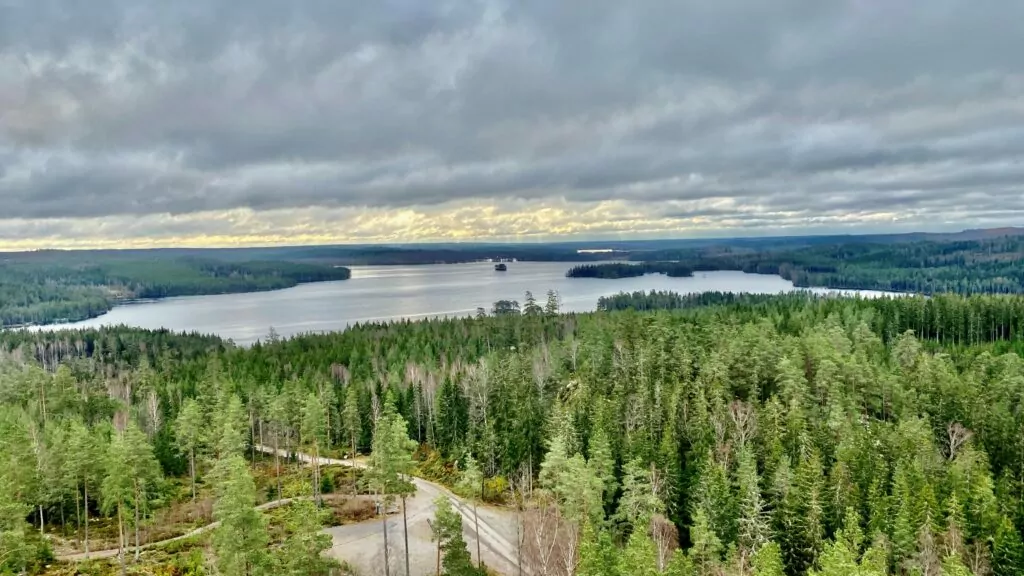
(367, 408, 417, 503)
(567, 262, 694, 279)
(751, 542, 786, 576)
(430, 496, 484, 576)
(212, 455, 270, 576)
(6, 287, 1024, 575)
(578, 522, 623, 576)
(0, 254, 350, 328)
(275, 499, 334, 576)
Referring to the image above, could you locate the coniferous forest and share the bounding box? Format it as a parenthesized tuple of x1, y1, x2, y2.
(2, 291, 1024, 575)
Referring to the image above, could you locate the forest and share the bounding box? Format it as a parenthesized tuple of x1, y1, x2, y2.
(2, 290, 1024, 575)
(0, 254, 351, 328)
(627, 236, 1024, 295)
(566, 263, 695, 279)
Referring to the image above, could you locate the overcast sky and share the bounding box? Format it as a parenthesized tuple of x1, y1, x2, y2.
(2, 0, 1023, 248)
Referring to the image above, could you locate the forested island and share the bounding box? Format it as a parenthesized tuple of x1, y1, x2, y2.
(0, 253, 351, 328)
(566, 262, 695, 279)
(2, 291, 1024, 575)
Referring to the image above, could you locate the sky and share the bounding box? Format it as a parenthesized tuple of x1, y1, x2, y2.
(2, 0, 1023, 249)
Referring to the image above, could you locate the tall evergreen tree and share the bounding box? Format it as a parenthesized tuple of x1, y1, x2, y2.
(212, 455, 270, 576)
(300, 393, 327, 505)
(174, 398, 205, 502)
(368, 405, 417, 576)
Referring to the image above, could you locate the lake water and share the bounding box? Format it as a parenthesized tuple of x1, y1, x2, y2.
(32, 263, 893, 345)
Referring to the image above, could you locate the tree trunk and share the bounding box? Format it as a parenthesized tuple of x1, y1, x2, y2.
(38, 505, 44, 535)
(133, 480, 141, 561)
(402, 496, 411, 576)
(350, 437, 357, 496)
(275, 431, 283, 500)
(84, 484, 90, 558)
(474, 500, 482, 569)
(74, 488, 81, 547)
(117, 503, 126, 576)
(382, 498, 391, 576)
(189, 449, 197, 502)
(312, 442, 321, 506)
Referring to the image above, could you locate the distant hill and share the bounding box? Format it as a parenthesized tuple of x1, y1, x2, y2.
(2, 226, 1023, 265)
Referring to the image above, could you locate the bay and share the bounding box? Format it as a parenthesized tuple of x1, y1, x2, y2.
(31, 262, 893, 345)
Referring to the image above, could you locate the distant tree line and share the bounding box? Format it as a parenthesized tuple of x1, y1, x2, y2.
(566, 262, 695, 279)
(628, 236, 1024, 295)
(0, 256, 350, 328)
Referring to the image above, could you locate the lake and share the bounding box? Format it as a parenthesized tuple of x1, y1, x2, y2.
(32, 263, 893, 345)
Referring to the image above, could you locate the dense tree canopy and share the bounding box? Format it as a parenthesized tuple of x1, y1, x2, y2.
(2, 290, 1024, 575)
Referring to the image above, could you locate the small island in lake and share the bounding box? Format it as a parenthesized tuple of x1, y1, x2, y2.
(494, 263, 508, 271)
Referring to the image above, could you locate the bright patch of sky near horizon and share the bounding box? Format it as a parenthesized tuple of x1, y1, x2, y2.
(2, 0, 1023, 249)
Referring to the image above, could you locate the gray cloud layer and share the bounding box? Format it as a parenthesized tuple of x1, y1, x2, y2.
(2, 0, 1023, 244)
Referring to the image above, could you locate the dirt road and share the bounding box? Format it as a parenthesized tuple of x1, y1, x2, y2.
(56, 447, 525, 576)
(256, 445, 525, 576)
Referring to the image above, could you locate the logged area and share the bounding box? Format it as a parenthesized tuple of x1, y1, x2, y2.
(2, 292, 1024, 575)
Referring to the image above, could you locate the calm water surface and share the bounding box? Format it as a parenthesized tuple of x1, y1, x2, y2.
(33, 263, 891, 345)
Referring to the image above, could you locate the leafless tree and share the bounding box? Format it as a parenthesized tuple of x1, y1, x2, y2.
(729, 400, 757, 451)
(652, 514, 680, 572)
(947, 422, 973, 460)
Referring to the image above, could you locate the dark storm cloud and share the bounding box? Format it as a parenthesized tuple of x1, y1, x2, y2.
(2, 0, 1024, 239)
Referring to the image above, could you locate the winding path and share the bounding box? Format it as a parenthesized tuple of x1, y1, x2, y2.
(56, 447, 525, 576)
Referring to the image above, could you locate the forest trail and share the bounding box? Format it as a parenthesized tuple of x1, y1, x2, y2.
(55, 447, 524, 575)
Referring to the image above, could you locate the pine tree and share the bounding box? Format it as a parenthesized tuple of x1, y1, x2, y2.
(368, 406, 417, 576)
(301, 393, 327, 505)
(622, 523, 660, 576)
(577, 522, 623, 576)
(66, 419, 102, 556)
(665, 549, 696, 576)
(212, 455, 270, 576)
(455, 454, 485, 569)
(174, 398, 205, 502)
(430, 495, 482, 576)
(218, 395, 249, 459)
(0, 472, 32, 575)
(275, 498, 333, 575)
(101, 421, 162, 568)
(523, 291, 543, 316)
